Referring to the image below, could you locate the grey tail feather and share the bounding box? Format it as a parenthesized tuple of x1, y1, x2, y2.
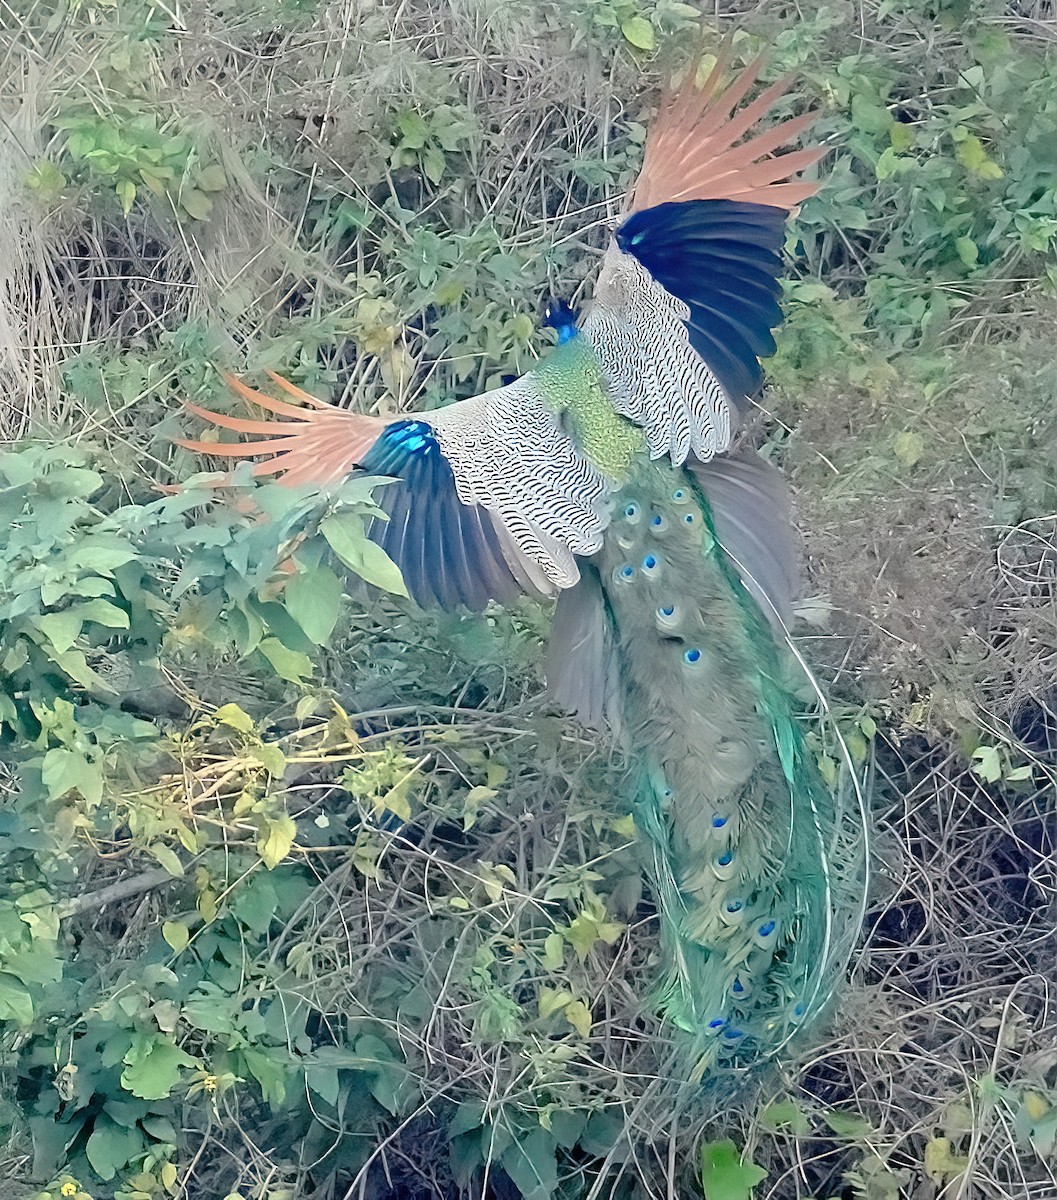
(544, 564, 622, 734)
(686, 448, 800, 629)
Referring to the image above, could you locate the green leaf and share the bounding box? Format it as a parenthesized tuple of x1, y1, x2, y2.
(41, 747, 100, 803)
(462, 784, 496, 831)
(955, 236, 979, 267)
(139, 166, 171, 195)
(0, 972, 34, 1026)
(448, 1100, 485, 1140)
(215, 703, 255, 733)
(538, 987, 573, 1019)
(699, 1139, 767, 1200)
(422, 146, 446, 184)
(241, 1045, 289, 1107)
(253, 742, 286, 777)
(350, 1033, 411, 1115)
(365, 1060, 408, 1115)
(547, 1107, 588, 1149)
(138, 1117, 177, 1145)
(759, 1098, 811, 1136)
(86, 1115, 145, 1180)
(331, 1032, 407, 1113)
(26, 160, 66, 199)
(343, 530, 401, 596)
(33, 611, 84, 654)
(502, 1128, 558, 1200)
(620, 16, 656, 50)
(179, 187, 214, 219)
(579, 1111, 625, 1157)
(561, 906, 624, 961)
(564, 999, 592, 1038)
(953, 129, 1003, 179)
(3, 944, 62, 986)
(233, 873, 279, 933)
(1016, 1091, 1057, 1157)
(67, 541, 136, 574)
(196, 164, 227, 191)
(890, 121, 915, 152)
(510, 313, 534, 342)
(611, 813, 636, 838)
(971, 745, 1003, 783)
(183, 993, 235, 1034)
(321, 514, 408, 597)
(397, 110, 429, 149)
(822, 1108, 873, 1138)
(162, 921, 189, 953)
(892, 431, 924, 467)
(121, 1038, 197, 1100)
(924, 1136, 970, 1182)
(74, 598, 129, 629)
(45, 646, 116, 692)
(306, 1061, 340, 1106)
(149, 844, 184, 877)
(257, 813, 297, 869)
(284, 565, 342, 645)
(875, 146, 910, 182)
(540, 932, 564, 970)
(450, 1126, 485, 1187)
(116, 177, 136, 215)
(355, 1033, 396, 1063)
(258, 637, 313, 684)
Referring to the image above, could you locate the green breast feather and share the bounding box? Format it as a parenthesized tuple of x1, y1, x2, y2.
(535, 338, 643, 481)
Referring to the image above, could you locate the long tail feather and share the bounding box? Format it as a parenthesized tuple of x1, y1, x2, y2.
(585, 457, 866, 1085)
(632, 51, 823, 212)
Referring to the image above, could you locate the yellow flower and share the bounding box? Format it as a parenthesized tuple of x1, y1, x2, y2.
(203, 1073, 218, 1093)
(60, 1183, 79, 1198)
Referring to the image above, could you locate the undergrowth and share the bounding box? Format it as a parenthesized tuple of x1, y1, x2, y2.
(1, 1, 1055, 1198)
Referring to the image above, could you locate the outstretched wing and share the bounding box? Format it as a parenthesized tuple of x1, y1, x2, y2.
(581, 50, 823, 465)
(177, 374, 612, 611)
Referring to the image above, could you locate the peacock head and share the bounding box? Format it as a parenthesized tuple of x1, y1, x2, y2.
(542, 297, 579, 345)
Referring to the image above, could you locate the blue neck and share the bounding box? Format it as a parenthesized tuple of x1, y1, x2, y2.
(544, 298, 580, 345)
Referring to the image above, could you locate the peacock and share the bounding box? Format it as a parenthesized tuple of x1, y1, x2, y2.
(178, 48, 868, 1080)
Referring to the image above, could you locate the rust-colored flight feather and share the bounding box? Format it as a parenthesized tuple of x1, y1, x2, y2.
(175, 372, 391, 487)
(631, 50, 823, 213)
